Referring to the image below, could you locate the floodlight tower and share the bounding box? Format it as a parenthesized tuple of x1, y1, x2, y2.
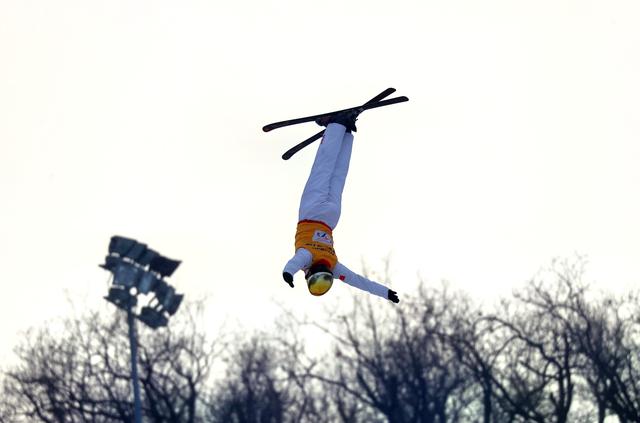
(99, 236, 184, 423)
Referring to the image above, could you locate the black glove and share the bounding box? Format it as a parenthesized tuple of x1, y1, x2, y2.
(283, 272, 294, 288)
(387, 289, 399, 303)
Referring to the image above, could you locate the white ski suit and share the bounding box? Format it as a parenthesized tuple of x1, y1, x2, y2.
(283, 123, 390, 300)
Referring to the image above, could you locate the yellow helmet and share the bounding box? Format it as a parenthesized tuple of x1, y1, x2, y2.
(306, 263, 333, 296)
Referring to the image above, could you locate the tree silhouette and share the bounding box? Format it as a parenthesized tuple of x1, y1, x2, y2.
(1, 302, 218, 422)
(442, 297, 511, 423)
(207, 335, 288, 422)
(3, 258, 640, 423)
(288, 282, 477, 423)
(486, 299, 578, 422)
(206, 332, 329, 423)
(516, 259, 640, 422)
(482, 258, 640, 422)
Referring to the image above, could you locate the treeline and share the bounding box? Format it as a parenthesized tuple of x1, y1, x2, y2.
(1, 259, 639, 422)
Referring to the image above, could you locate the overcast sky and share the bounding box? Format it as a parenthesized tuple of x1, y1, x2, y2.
(1, 0, 639, 363)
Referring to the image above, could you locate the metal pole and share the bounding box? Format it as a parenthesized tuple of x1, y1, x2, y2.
(127, 307, 143, 423)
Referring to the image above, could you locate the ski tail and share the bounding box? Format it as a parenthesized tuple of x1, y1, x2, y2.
(282, 131, 324, 160)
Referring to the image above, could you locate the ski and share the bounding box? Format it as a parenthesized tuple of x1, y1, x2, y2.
(281, 88, 399, 160)
(263, 90, 408, 132)
(281, 130, 324, 161)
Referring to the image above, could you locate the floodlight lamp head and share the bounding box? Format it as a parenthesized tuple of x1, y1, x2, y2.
(151, 279, 183, 315)
(113, 262, 141, 288)
(108, 236, 138, 256)
(153, 279, 170, 297)
(137, 272, 159, 294)
(154, 282, 175, 307)
(123, 242, 147, 262)
(138, 306, 168, 329)
(99, 255, 123, 272)
(165, 293, 184, 316)
(137, 248, 160, 267)
(104, 287, 136, 310)
(149, 255, 181, 278)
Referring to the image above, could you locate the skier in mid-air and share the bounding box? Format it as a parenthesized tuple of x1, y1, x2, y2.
(282, 111, 400, 303)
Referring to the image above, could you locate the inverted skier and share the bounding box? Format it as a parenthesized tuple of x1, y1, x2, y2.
(282, 111, 400, 303)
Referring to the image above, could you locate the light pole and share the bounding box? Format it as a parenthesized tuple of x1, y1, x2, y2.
(127, 303, 142, 423)
(100, 235, 184, 423)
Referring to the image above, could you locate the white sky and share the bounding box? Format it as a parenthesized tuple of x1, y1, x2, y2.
(1, 0, 639, 363)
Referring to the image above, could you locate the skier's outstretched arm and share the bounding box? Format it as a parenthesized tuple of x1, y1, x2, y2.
(333, 262, 400, 303)
(282, 248, 312, 287)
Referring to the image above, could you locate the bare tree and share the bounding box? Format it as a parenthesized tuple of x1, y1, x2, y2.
(287, 281, 476, 423)
(487, 307, 577, 422)
(206, 332, 326, 423)
(137, 301, 218, 422)
(443, 301, 512, 423)
(485, 267, 582, 422)
(8, 259, 638, 422)
(0, 301, 219, 422)
(481, 258, 640, 423)
(523, 259, 640, 422)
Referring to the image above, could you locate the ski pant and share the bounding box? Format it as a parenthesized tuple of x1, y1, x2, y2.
(298, 123, 353, 230)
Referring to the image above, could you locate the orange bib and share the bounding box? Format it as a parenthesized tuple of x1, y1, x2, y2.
(295, 220, 338, 270)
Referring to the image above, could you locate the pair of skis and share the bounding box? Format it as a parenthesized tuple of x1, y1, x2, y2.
(263, 88, 409, 160)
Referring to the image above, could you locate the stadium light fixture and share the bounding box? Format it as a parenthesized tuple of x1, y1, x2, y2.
(123, 242, 147, 262)
(99, 235, 185, 423)
(108, 236, 138, 256)
(99, 255, 122, 272)
(138, 306, 169, 329)
(165, 294, 184, 316)
(101, 235, 184, 326)
(113, 261, 142, 288)
(149, 255, 181, 278)
(137, 272, 159, 294)
(104, 287, 137, 311)
(137, 248, 159, 267)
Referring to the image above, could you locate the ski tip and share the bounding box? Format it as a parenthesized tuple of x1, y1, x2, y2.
(380, 88, 396, 97)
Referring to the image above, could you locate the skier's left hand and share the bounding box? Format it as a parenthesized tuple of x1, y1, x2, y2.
(283, 272, 294, 288)
(388, 289, 399, 303)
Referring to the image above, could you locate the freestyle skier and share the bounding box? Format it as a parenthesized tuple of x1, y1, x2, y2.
(282, 111, 400, 303)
